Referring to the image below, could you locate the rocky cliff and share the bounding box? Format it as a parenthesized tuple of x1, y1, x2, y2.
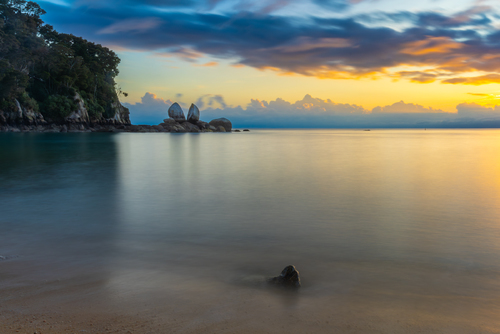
(0, 100, 238, 133)
(0, 94, 131, 133)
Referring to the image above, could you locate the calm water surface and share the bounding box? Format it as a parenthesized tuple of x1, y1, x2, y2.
(1, 129, 500, 331)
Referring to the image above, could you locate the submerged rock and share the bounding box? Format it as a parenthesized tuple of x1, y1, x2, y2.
(168, 102, 186, 122)
(187, 104, 200, 123)
(267, 265, 301, 288)
(209, 118, 232, 132)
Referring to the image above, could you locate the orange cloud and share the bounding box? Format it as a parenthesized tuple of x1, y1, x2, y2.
(467, 93, 489, 96)
(443, 74, 500, 85)
(401, 36, 463, 56)
(194, 61, 219, 67)
(396, 71, 439, 83)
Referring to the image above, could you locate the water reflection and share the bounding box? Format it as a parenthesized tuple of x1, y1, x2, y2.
(0, 133, 121, 282)
(110, 131, 500, 289)
(1, 130, 500, 330)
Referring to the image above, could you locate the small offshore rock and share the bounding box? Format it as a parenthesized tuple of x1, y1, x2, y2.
(209, 118, 232, 132)
(181, 122, 201, 133)
(233, 129, 241, 132)
(153, 125, 167, 132)
(168, 102, 186, 122)
(187, 104, 200, 123)
(243, 129, 250, 132)
(127, 125, 140, 132)
(267, 265, 301, 288)
(163, 118, 176, 126)
(196, 121, 210, 130)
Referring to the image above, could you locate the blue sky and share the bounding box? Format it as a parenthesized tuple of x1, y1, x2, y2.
(37, 0, 500, 127)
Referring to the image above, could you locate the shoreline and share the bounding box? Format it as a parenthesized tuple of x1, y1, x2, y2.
(0, 121, 233, 134)
(1, 254, 497, 334)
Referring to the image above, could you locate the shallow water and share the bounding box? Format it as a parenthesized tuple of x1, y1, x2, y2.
(1, 130, 500, 332)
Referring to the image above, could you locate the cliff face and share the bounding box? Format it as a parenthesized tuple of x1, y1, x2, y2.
(65, 93, 90, 124)
(0, 99, 46, 127)
(64, 93, 130, 126)
(109, 101, 131, 126)
(0, 95, 131, 132)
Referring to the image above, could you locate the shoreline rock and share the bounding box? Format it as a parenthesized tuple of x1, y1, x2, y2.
(209, 118, 232, 132)
(168, 102, 186, 123)
(187, 104, 200, 123)
(0, 102, 235, 133)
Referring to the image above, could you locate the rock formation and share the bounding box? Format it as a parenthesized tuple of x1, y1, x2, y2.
(1, 92, 132, 132)
(110, 100, 131, 126)
(0, 99, 46, 126)
(65, 93, 90, 124)
(187, 104, 200, 123)
(267, 265, 301, 288)
(209, 118, 232, 132)
(168, 103, 186, 122)
(0, 99, 235, 134)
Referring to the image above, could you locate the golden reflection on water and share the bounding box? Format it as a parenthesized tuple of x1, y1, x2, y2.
(108, 130, 500, 332)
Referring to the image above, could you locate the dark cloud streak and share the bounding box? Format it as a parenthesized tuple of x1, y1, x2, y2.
(39, 1, 500, 84)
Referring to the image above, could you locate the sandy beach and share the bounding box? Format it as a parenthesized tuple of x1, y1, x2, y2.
(2, 254, 499, 334)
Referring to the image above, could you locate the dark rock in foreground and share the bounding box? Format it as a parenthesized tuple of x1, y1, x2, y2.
(209, 118, 232, 132)
(267, 265, 301, 288)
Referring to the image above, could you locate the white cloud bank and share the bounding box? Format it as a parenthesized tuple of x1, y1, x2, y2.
(125, 93, 500, 128)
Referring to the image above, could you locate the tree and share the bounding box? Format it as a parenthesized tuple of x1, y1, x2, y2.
(0, 0, 123, 122)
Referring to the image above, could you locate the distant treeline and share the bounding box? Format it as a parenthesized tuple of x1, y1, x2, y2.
(0, 0, 124, 122)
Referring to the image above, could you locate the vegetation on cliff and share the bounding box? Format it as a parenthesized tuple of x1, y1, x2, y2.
(0, 0, 127, 123)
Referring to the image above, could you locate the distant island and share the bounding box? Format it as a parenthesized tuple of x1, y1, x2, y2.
(0, 1, 231, 133)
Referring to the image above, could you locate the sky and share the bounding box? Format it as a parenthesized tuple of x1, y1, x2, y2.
(37, 0, 500, 127)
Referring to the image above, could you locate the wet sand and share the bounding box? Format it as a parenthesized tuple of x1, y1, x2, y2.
(2, 255, 499, 334)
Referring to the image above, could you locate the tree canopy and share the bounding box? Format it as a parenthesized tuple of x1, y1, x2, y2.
(0, 0, 123, 122)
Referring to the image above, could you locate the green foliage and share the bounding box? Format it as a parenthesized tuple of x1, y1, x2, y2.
(103, 102, 116, 119)
(17, 90, 38, 111)
(0, 64, 28, 99)
(86, 98, 105, 119)
(40, 95, 76, 122)
(0, 0, 122, 122)
(0, 98, 15, 111)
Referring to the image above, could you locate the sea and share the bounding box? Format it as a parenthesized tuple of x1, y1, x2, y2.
(1, 129, 500, 332)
